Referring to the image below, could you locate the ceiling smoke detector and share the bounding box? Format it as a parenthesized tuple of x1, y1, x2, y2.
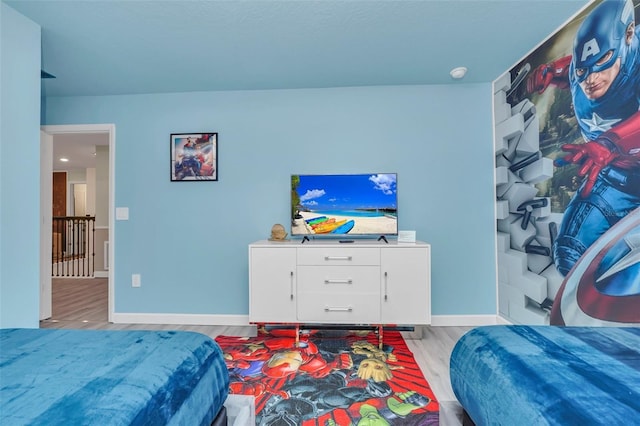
(450, 67, 467, 79)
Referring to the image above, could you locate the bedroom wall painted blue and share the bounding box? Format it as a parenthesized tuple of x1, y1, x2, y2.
(45, 85, 497, 317)
(0, 4, 41, 328)
(0, 3, 497, 325)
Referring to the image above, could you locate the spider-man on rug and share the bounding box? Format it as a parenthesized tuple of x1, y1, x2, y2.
(216, 328, 438, 425)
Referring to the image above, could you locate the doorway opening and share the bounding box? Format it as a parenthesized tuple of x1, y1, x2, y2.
(40, 124, 115, 324)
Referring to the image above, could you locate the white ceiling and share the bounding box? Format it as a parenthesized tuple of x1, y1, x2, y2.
(7, 0, 591, 170)
(52, 133, 109, 171)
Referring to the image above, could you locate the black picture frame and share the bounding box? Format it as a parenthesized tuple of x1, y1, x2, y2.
(170, 133, 218, 181)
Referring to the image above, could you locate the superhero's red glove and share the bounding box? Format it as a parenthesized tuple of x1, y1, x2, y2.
(554, 141, 618, 197)
(527, 64, 554, 94)
(526, 56, 571, 94)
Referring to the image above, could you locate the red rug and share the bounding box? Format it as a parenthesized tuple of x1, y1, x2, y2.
(216, 328, 439, 425)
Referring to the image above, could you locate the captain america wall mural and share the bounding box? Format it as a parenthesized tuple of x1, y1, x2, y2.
(496, 0, 640, 326)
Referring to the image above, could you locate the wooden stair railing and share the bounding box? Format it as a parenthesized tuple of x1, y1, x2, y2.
(52, 216, 95, 277)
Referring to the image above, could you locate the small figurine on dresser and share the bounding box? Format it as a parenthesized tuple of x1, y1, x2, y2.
(269, 224, 288, 241)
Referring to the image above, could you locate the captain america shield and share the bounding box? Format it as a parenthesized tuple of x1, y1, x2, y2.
(551, 207, 640, 326)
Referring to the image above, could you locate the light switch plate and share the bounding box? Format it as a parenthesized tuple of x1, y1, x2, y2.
(116, 207, 129, 220)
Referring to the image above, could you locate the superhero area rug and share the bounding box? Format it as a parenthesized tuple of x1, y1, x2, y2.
(215, 328, 439, 425)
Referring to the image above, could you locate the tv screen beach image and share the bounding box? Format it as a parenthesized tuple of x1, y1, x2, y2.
(291, 173, 398, 236)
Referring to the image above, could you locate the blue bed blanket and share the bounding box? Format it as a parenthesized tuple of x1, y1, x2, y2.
(0, 328, 229, 426)
(450, 326, 640, 425)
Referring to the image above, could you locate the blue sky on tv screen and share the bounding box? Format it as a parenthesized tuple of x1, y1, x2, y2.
(296, 173, 397, 211)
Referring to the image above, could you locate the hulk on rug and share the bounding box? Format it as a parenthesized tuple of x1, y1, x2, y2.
(216, 328, 439, 425)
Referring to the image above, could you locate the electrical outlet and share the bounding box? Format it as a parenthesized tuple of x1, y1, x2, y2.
(132, 274, 141, 287)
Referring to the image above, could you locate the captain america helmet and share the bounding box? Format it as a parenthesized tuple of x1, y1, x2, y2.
(572, 0, 635, 83)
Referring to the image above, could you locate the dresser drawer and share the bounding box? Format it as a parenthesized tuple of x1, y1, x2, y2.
(296, 247, 380, 266)
(297, 293, 380, 323)
(297, 266, 380, 294)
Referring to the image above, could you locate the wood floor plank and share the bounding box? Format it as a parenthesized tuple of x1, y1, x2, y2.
(41, 278, 470, 425)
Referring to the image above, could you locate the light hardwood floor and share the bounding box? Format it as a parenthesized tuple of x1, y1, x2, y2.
(41, 278, 471, 425)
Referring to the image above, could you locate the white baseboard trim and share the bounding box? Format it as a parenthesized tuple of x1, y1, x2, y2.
(111, 313, 511, 328)
(431, 314, 506, 327)
(94, 271, 108, 278)
(111, 313, 250, 326)
(496, 315, 512, 325)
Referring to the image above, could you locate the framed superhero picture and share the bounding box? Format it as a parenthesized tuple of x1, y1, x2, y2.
(170, 133, 218, 181)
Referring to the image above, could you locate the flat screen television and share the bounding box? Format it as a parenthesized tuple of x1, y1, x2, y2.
(291, 173, 398, 237)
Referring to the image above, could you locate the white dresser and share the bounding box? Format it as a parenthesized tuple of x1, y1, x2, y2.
(248, 240, 431, 327)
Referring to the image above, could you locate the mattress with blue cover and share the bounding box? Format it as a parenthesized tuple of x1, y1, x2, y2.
(0, 328, 229, 425)
(450, 326, 640, 425)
